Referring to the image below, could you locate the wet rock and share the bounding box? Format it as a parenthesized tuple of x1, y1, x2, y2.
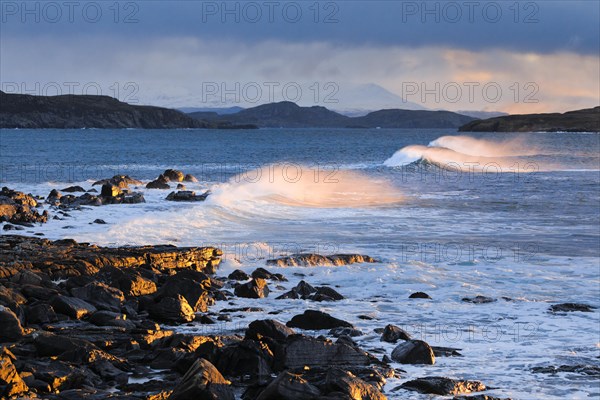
(310, 286, 344, 301)
(323, 368, 386, 400)
(166, 190, 209, 202)
(61, 186, 86, 193)
(267, 253, 377, 267)
(163, 169, 185, 182)
(251, 268, 286, 281)
(101, 183, 122, 198)
(51, 295, 97, 319)
(409, 291, 431, 299)
(246, 319, 296, 342)
(216, 339, 274, 379)
(329, 327, 364, 337)
(184, 174, 199, 183)
(93, 219, 106, 224)
(391, 340, 435, 365)
(549, 303, 596, 312)
(71, 282, 125, 312)
(114, 272, 158, 297)
(24, 358, 99, 392)
(0, 187, 47, 224)
(462, 295, 496, 304)
(532, 364, 600, 375)
(228, 269, 250, 281)
(149, 295, 195, 323)
(92, 175, 142, 188)
(0, 348, 29, 397)
(453, 395, 512, 400)
(399, 376, 486, 395)
(0, 306, 24, 341)
(169, 358, 234, 400)
(146, 175, 171, 189)
(381, 324, 411, 343)
(235, 278, 270, 299)
(284, 335, 371, 369)
(287, 310, 353, 330)
(176, 183, 186, 190)
(156, 271, 211, 312)
(256, 371, 321, 400)
(432, 346, 463, 357)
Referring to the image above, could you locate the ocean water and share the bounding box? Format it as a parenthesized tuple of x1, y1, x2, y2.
(1, 128, 599, 399)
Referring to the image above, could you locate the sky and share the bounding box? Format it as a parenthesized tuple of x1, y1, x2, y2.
(1, 0, 599, 113)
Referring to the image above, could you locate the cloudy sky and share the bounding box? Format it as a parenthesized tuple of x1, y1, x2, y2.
(1, 1, 598, 113)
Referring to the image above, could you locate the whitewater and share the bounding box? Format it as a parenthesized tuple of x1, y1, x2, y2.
(1, 128, 599, 399)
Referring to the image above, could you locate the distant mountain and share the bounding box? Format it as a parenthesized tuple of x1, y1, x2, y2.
(331, 83, 427, 115)
(0, 92, 256, 129)
(459, 107, 600, 132)
(189, 101, 476, 128)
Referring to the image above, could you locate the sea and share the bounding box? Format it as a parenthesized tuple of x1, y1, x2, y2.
(1, 128, 599, 399)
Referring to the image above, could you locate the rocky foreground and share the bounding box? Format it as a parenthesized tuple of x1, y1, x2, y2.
(0, 234, 524, 400)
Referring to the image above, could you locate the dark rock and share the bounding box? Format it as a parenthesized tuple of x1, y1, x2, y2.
(400, 376, 486, 395)
(287, 310, 353, 330)
(532, 364, 600, 375)
(329, 327, 364, 337)
(462, 296, 496, 304)
(93, 219, 106, 224)
(267, 253, 377, 267)
(251, 267, 286, 281)
(381, 324, 411, 343)
(216, 339, 273, 379)
(0, 348, 29, 397)
(432, 346, 463, 357)
(26, 304, 58, 325)
(61, 186, 86, 193)
(409, 291, 431, 299)
(228, 269, 250, 281)
(391, 340, 435, 365)
(311, 286, 344, 301)
(146, 176, 170, 189)
(324, 368, 386, 400)
(176, 183, 186, 190)
(0, 306, 24, 341)
(453, 395, 512, 400)
(166, 190, 210, 202)
(156, 271, 211, 312)
(89, 311, 136, 330)
(246, 319, 296, 341)
(71, 282, 125, 312)
(295, 281, 316, 296)
(169, 358, 234, 400)
(51, 295, 97, 319)
(149, 295, 195, 323)
(284, 335, 370, 369)
(235, 278, 270, 299)
(184, 174, 199, 183)
(256, 371, 321, 400)
(115, 272, 158, 297)
(549, 303, 596, 312)
(101, 183, 122, 198)
(0, 187, 47, 225)
(163, 169, 185, 182)
(92, 175, 143, 188)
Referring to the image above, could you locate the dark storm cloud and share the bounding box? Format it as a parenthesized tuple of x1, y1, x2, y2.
(1, 0, 598, 55)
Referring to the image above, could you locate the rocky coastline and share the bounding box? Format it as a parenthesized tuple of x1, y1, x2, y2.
(1, 180, 597, 399)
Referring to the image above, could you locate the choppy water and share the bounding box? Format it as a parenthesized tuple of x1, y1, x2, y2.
(1, 128, 599, 399)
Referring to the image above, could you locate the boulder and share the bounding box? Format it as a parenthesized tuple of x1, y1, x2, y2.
(391, 340, 435, 365)
(549, 303, 596, 312)
(101, 184, 122, 198)
(381, 324, 411, 343)
(25, 304, 58, 325)
(329, 327, 364, 337)
(400, 376, 486, 395)
(0, 306, 24, 341)
(163, 169, 185, 182)
(51, 295, 97, 319)
(149, 295, 195, 323)
(184, 174, 199, 183)
(61, 186, 86, 193)
(235, 278, 270, 299)
(409, 291, 431, 299)
(246, 319, 296, 342)
(166, 190, 209, 202)
(92, 175, 142, 188)
(283, 335, 370, 369)
(324, 368, 386, 400)
(462, 296, 496, 304)
(157, 272, 211, 312)
(228, 269, 250, 281)
(146, 176, 170, 189)
(251, 268, 286, 281)
(0, 348, 28, 397)
(89, 311, 136, 330)
(71, 282, 125, 312)
(216, 340, 273, 378)
(287, 310, 353, 330)
(169, 358, 234, 400)
(256, 371, 321, 400)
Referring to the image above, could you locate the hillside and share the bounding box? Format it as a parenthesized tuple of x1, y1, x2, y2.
(459, 107, 600, 132)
